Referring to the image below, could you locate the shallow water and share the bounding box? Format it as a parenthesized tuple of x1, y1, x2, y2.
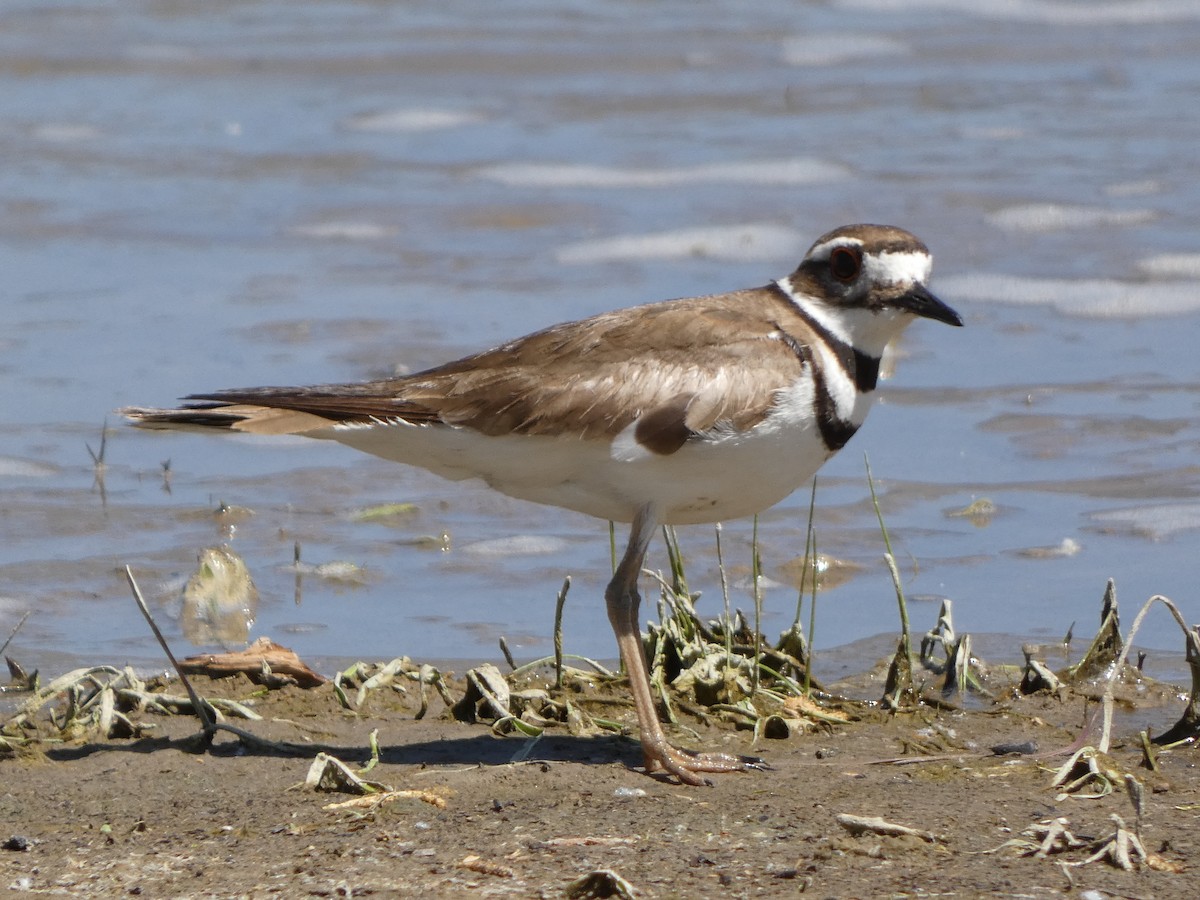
(3, 1, 1200, 677)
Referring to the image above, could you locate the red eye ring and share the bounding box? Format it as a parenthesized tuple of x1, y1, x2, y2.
(829, 246, 862, 282)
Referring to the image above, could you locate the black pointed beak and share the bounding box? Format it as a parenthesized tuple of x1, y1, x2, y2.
(896, 284, 963, 327)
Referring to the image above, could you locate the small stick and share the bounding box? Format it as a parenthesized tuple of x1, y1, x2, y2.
(125, 565, 216, 736)
(836, 813, 942, 843)
(125, 566, 325, 756)
(85, 419, 108, 469)
(293, 541, 303, 607)
(0, 610, 32, 658)
(88, 420, 109, 506)
(498, 636, 517, 671)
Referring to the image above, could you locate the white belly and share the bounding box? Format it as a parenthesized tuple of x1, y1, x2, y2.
(321, 389, 875, 525)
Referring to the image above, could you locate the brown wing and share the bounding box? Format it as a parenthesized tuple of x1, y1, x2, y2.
(126, 287, 816, 453)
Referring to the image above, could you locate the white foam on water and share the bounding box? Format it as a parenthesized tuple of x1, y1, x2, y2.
(987, 203, 1157, 233)
(956, 125, 1026, 141)
(938, 273, 1200, 318)
(124, 43, 200, 62)
(0, 595, 28, 616)
(289, 221, 398, 241)
(1138, 254, 1200, 279)
(0, 457, 58, 478)
(31, 123, 101, 142)
(837, 0, 1200, 24)
(781, 34, 907, 66)
(343, 108, 482, 133)
(1104, 180, 1163, 198)
(1012, 537, 1081, 559)
(1090, 503, 1200, 541)
(556, 224, 806, 265)
(477, 158, 848, 188)
(461, 535, 569, 557)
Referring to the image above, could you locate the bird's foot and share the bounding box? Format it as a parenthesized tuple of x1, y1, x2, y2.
(642, 740, 770, 786)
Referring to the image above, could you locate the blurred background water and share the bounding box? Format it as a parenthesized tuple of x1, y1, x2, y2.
(2, 0, 1199, 679)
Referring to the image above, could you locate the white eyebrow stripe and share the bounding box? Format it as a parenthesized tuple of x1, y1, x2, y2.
(807, 236, 860, 261)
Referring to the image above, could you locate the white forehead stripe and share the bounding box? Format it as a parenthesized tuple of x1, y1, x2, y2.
(864, 250, 932, 286)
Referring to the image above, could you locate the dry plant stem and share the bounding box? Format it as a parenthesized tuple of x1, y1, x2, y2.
(881, 558, 915, 704)
(715, 523, 733, 666)
(1158, 622, 1200, 744)
(866, 454, 915, 706)
(806, 495, 819, 696)
(751, 515, 763, 698)
(553, 576, 571, 690)
(662, 525, 688, 598)
(509, 654, 616, 679)
(791, 477, 819, 629)
(1067, 579, 1121, 682)
(1099, 593, 1195, 753)
(608, 520, 617, 574)
(606, 505, 752, 784)
(866, 455, 911, 654)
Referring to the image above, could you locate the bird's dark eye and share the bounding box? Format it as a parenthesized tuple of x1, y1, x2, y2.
(829, 246, 862, 282)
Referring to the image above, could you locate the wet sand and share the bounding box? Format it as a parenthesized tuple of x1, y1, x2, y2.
(3, 652, 1196, 898)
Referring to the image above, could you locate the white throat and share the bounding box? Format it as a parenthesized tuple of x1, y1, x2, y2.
(775, 277, 912, 357)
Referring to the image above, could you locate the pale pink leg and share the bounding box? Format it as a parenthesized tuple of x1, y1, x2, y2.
(606, 505, 766, 785)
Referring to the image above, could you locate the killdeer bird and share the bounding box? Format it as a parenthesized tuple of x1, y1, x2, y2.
(123, 223, 962, 784)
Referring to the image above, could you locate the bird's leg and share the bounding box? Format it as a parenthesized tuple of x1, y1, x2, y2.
(606, 505, 765, 785)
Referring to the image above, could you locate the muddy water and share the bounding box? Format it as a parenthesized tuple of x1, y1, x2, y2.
(2, 1, 1200, 676)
